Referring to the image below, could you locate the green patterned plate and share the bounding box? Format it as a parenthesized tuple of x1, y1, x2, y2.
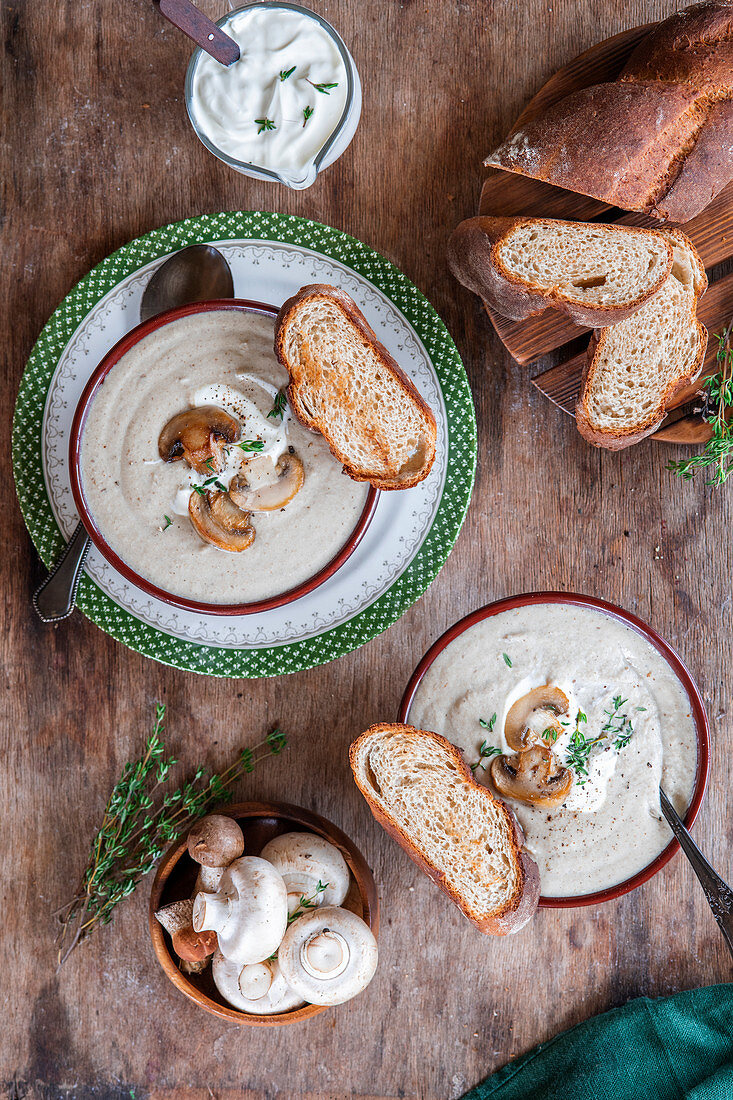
(13, 212, 475, 677)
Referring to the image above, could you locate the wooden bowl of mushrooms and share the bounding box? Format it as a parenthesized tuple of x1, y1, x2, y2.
(149, 802, 379, 1025)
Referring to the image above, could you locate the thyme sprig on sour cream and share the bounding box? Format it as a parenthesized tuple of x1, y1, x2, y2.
(267, 392, 287, 420)
(236, 439, 266, 453)
(308, 79, 338, 94)
(564, 697, 637, 786)
(472, 694, 641, 787)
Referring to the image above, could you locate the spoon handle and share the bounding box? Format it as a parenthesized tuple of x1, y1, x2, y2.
(156, 0, 240, 66)
(32, 522, 91, 623)
(659, 787, 733, 959)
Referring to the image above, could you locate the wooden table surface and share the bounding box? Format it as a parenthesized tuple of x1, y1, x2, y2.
(3, 1, 732, 1097)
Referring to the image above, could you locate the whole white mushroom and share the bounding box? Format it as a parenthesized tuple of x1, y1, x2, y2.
(259, 832, 351, 915)
(277, 906, 378, 1006)
(211, 950, 305, 1015)
(192, 856, 287, 966)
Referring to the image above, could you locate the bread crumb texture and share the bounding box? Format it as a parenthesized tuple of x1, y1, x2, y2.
(498, 222, 670, 307)
(356, 729, 520, 916)
(583, 231, 705, 432)
(282, 299, 434, 482)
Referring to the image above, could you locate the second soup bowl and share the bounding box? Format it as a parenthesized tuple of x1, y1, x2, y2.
(399, 591, 709, 908)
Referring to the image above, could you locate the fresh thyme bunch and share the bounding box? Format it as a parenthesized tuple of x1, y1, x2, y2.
(55, 704, 287, 966)
(668, 321, 733, 486)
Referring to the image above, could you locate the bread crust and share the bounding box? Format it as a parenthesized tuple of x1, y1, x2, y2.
(448, 216, 673, 324)
(349, 723, 540, 936)
(274, 285, 437, 490)
(484, 1, 733, 223)
(576, 231, 708, 449)
(620, 0, 733, 96)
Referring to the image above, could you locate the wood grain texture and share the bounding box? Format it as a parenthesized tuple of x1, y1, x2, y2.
(2, 1, 732, 1098)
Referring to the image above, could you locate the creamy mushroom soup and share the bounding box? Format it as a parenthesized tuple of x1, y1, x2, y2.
(79, 309, 370, 604)
(408, 602, 699, 897)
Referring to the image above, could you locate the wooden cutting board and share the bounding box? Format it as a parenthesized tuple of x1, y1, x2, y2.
(478, 23, 733, 444)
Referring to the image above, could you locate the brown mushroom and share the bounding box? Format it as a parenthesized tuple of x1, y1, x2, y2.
(188, 814, 245, 893)
(490, 744, 573, 809)
(229, 453, 304, 513)
(504, 685, 570, 751)
(171, 925, 218, 965)
(158, 406, 241, 474)
(188, 490, 255, 552)
(154, 898, 217, 974)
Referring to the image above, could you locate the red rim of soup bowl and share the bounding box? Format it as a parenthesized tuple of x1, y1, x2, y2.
(69, 299, 379, 616)
(398, 591, 710, 909)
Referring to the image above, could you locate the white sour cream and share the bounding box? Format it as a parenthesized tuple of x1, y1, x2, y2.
(189, 5, 349, 185)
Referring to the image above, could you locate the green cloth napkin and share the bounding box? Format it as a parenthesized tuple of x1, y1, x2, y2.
(463, 984, 733, 1100)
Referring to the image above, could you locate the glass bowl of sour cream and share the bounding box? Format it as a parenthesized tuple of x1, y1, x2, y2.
(185, 2, 361, 189)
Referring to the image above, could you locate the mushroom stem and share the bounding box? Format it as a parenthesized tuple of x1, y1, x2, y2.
(192, 891, 231, 935)
(238, 961, 274, 1000)
(300, 930, 349, 980)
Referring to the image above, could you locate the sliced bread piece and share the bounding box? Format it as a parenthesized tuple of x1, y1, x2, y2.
(576, 229, 708, 450)
(350, 724, 540, 935)
(447, 216, 673, 324)
(275, 285, 437, 490)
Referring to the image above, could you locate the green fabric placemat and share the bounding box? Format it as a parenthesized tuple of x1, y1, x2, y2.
(464, 984, 733, 1100)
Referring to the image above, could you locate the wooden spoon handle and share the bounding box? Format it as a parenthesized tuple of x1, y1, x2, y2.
(156, 0, 240, 66)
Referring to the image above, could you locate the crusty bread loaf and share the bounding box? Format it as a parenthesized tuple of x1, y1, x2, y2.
(275, 285, 437, 490)
(448, 216, 673, 324)
(350, 724, 540, 935)
(576, 230, 708, 449)
(485, 1, 733, 223)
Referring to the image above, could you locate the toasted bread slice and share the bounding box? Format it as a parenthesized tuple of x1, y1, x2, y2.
(576, 230, 708, 450)
(448, 216, 673, 324)
(350, 724, 540, 935)
(275, 285, 437, 490)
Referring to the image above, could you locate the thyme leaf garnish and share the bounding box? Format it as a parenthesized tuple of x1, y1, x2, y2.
(502, 652, 512, 667)
(279, 66, 296, 81)
(308, 80, 338, 94)
(255, 117, 276, 133)
(564, 699, 635, 785)
(668, 321, 733, 486)
(287, 880, 328, 924)
(267, 392, 287, 420)
(236, 440, 266, 452)
(202, 476, 227, 492)
(302, 105, 314, 126)
(162, 515, 172, 531)
(470, 741, 503, 773)
(55, 705, 287, 966)
(479, 713, 497, 731)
